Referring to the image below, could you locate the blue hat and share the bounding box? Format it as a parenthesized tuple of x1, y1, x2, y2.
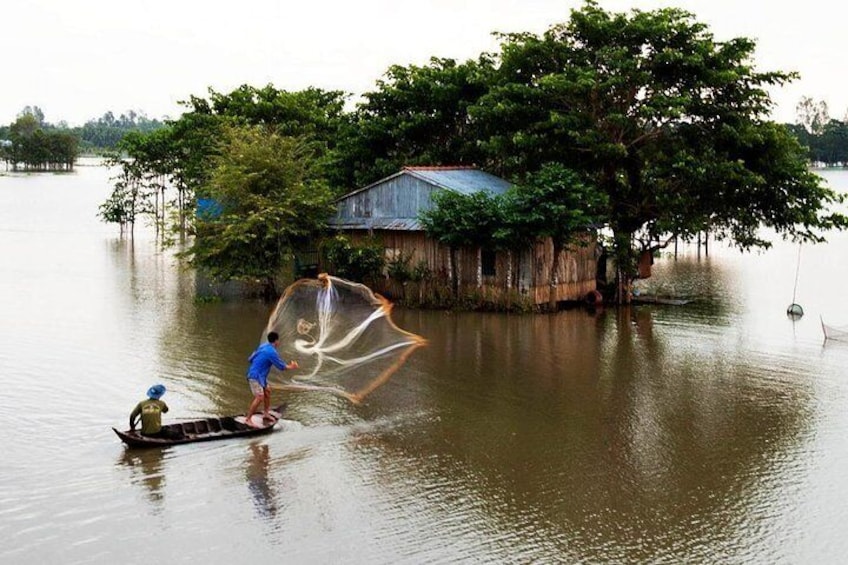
(147, 384, 166, 400)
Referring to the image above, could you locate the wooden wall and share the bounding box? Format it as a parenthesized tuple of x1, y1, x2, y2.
(338, 230, 597, 308)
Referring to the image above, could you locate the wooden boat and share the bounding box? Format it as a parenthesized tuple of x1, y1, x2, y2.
(113, 404, 286, 448)
(821, 316, 848, 342)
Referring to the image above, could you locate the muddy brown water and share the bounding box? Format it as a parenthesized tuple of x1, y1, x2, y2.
(2, 161, 848, 563)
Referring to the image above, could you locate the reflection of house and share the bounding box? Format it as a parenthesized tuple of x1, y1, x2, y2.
(327, 166, 597, 308)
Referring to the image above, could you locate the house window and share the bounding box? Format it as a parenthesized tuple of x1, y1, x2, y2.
(482, 249, 496, 277)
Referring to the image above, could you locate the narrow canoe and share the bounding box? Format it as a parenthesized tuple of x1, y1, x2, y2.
(113, 404, 286, 448)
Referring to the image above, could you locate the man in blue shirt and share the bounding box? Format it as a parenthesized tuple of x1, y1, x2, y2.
(246, 331, 299, 427)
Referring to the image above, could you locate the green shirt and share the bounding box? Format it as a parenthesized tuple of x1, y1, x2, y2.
(129, 399, 169, 435)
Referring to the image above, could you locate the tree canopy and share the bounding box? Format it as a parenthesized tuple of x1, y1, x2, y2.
(186, 124, 335, 296)
(470, 1, 845, 297)
(2, 111, 79, 171)
(94, 1, 847, 303)
(339, 57, 493, 187)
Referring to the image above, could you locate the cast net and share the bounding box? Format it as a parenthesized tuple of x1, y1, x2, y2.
(264, 274, 426, 403)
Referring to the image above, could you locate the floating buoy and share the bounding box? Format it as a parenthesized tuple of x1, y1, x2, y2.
(786, 303, 804, 317)
(787, 245, 804, 318)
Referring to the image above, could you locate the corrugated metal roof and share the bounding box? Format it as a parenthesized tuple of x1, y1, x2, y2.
(329, 167, 512, 232)
(403, 167, 512, 196)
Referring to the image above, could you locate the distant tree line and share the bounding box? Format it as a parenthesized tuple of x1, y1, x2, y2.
(0, 107, 78, 171)
(99, 1, 847, 303)
(76, 110, 165, 150)
(786, 96, 848, 166)
(0, 105, 166, 171)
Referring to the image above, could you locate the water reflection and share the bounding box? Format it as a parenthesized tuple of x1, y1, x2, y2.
(382, 305, 815, 561)
(2, 164, 846, 563)
(246, 443, 278, 521)
(116, 448, 168, 512)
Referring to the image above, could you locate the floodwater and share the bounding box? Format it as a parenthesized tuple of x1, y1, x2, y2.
(2, 161, 848, 564)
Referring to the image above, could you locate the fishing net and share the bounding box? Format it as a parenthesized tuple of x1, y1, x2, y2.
(264, 274, 426, 403)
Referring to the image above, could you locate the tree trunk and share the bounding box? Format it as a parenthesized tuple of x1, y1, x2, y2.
(612, 230, 635, 304)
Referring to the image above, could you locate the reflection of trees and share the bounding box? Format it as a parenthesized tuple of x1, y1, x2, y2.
(376, 306, 813, 561)
(107, 233, 274, 416)
(158, 296, 272, 415)
(116, 447, 167, 513)
(636, 254, 735, 323)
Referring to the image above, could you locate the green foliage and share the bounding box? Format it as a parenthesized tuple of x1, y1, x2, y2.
(469, 1, 846, 293)
(419, 190, 504, 250)
(77, 110, 165, 149)
(421, 164, 602, 254)
(386, 252, 414, 283)
(386, 252, 432, 284)
(98, 158, 154, 231)
(337, 57, 494, 187)
(4, 112, 79, 170)
(194, 295, 223, 305)
(322, 235, 386, 283)
(786, 99, 848, 165)
(186, 124, 335, 296)
(98, 84, 349, 242)
(497, 164, 606, 250)
(187, 84, 350, 193)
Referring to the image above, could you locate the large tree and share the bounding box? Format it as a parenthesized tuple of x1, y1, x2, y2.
(186, 124, 335, 297)
(195, 84, 350, 193)
(472, 1, 846, 300)
(100, 84, 347, 243)
(339, 57, 494, 188)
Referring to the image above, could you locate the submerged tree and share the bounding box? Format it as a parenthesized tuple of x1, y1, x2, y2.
(472, 1, 847, 301)
(185, 124, 335, 297)
(98, 158, 150, 236)
(5, 112, 79, 171)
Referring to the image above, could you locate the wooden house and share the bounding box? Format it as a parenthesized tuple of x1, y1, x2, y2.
(327, 166, 598, 309)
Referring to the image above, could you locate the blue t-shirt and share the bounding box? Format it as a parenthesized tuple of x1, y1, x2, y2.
(246, 342, 287, 387)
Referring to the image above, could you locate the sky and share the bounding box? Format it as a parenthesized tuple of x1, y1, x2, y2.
(3, 0, 847, 127)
